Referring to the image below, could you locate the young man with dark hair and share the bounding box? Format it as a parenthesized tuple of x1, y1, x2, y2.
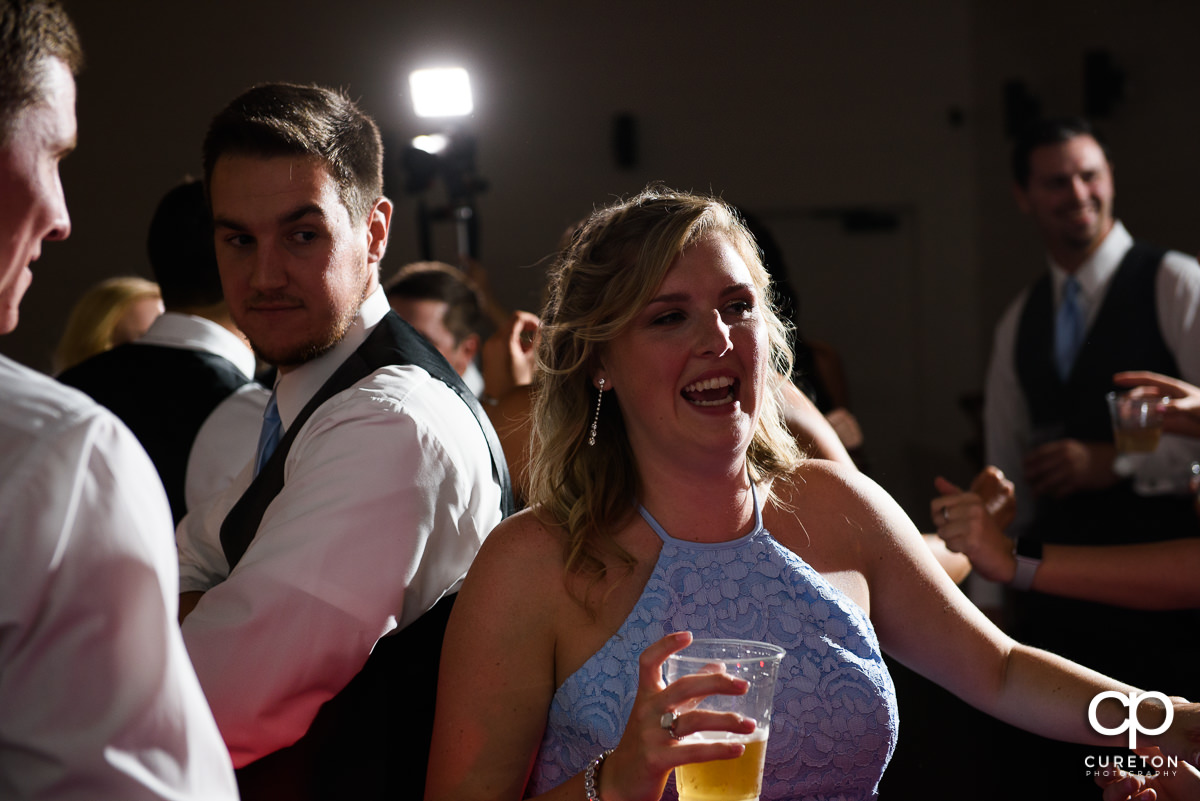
(177, 82, 511, 799)
(0, 2, 237, 798)
(384, 260, 491, 385)
(1008, 116, 1110, 190)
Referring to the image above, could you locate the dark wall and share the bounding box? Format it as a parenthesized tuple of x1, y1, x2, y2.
(972, 0, 1200, 340)
(5, 0, 1198, 518)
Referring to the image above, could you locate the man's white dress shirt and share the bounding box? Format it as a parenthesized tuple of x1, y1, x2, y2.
(0, 354, 238, 800)
(176, 286, 503, 767)
(133, 311, 270, 509)
(137, 311, 257, 379)
(186, 382, 270, 510)
(985, 221, 1200, 533)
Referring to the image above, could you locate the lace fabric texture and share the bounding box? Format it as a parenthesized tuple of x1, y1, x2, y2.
(525, 501, 898, 801)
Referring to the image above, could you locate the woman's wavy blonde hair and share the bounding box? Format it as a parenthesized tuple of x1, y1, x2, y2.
(54, 276, 161, 373)
(528, 185, 801, 595)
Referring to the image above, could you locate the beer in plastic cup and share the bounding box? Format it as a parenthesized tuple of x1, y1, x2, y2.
(664, 638, 785, 801)
(1106, 390, 1166, 454)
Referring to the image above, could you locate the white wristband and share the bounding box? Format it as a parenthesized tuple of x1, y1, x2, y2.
(1010, 538, 1043, 591)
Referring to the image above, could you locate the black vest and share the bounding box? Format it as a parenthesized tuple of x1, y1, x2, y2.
(57, 343, 252, 524)
(1009, 243, 1200, 699)
(1014, 241, 1195, 545)
(224, 311, 511, 801)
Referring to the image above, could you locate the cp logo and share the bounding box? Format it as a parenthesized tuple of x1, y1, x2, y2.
(1088, 690, 1174, 749)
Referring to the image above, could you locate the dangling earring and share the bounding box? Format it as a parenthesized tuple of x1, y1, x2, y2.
(588, 378, 605, 447)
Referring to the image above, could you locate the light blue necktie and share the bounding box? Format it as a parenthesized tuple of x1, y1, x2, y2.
(254, 392, 282, 476)
(1054, 276, 1085, 380)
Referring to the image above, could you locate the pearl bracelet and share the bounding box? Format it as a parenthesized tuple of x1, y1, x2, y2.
(584, 748, 615, 801)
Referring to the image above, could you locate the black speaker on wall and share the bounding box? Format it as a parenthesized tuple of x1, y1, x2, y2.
(1003, 80, 1041, 138)
(1084, 49, 1125, 117)
(612, 113, 638, 169)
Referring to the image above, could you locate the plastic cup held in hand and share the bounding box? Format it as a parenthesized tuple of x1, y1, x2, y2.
(664, 638, 785, 801)
(1106, 390, 1167, 454)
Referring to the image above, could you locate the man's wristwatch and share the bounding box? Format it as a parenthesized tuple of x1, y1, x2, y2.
(1010, 538, 1043, 591)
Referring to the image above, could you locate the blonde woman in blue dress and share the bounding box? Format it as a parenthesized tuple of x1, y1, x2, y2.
(425, 186, 1200, 801)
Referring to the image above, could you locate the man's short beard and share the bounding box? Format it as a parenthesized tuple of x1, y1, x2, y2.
(253, 300, 361, 369)
(1062, 213, 1111, 253)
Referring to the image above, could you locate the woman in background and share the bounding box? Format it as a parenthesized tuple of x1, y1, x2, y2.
(54, 275, 162, 372)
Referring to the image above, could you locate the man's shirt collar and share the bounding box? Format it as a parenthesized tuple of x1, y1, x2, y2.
(273, 285, 390, 429)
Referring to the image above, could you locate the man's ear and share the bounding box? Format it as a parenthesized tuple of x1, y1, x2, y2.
(460, 333, 480, 363)
(366, 196, 393, 265)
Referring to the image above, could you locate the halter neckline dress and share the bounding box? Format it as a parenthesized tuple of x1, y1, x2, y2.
(526, 487, 899, 800)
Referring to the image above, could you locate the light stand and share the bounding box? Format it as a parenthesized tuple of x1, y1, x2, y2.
(400, 68, 486, 266)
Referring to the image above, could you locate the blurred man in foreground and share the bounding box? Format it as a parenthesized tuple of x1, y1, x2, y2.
(0, 1, 237, 798)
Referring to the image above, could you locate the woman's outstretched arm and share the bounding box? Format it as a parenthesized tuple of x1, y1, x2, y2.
(793, 461, 1200, 757)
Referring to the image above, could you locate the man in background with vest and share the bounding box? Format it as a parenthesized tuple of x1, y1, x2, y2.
(176, 82, 510, 800)
(982, 116, 1200, 794)
(58, 179, 260, 523)
(384, 261, 491, 396)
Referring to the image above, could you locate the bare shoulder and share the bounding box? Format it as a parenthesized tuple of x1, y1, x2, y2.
(457, 506, 570, 622)
(766, 459, 921, 570)
(469, 506, 564, 578)
(774, 459, 897, 528)
(431, 510, 568, 800)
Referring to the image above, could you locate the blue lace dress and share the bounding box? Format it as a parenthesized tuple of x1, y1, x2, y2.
(525, 491, 899, 800)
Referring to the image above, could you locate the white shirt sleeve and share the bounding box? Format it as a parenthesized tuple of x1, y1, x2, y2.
(179, 365, 501, 767)
(0, 392, 238, 800)
(185, 381, 271, 511)
(1131, 251, 1200, 492)
(984, 252, 1200, 506)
